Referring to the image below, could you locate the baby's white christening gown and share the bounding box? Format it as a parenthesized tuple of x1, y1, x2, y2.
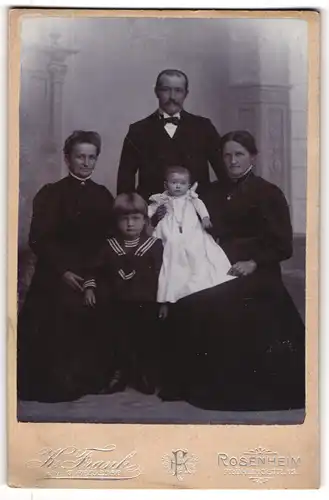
(148, 186, 236, 303)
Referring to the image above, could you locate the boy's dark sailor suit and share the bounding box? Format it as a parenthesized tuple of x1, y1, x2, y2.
(84, 234, 164, 393)
(84, 235, 163, 303)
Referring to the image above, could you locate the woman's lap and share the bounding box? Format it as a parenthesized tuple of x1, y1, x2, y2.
(17, 278, 114, 401)
(18, 264, 305, 409)
(161, 270, 305, 409)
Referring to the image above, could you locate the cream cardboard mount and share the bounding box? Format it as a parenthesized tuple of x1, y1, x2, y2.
(7, 8, 320, 489)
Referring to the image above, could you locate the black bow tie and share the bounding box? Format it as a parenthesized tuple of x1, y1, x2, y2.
(162, 116, 180, 126)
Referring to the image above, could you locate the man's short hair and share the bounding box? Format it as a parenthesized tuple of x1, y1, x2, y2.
(155, 69, 189, 92)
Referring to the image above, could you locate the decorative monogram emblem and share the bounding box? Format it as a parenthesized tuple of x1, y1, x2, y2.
(162, 449, 198, 481)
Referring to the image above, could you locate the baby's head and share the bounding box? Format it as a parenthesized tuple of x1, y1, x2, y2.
(164, 166, 191, 197)
(113, 193, 148, 240)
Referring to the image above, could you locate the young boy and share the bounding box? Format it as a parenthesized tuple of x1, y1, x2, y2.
(84, 193, 163, 394)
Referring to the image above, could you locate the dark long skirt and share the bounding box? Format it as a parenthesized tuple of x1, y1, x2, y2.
(17, 272, 114, 403)
(159, 270, 305, 411)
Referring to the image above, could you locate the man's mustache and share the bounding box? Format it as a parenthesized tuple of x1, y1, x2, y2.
(165, 99, 180, 105)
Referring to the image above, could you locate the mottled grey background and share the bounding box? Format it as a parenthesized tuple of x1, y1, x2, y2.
(18, 16, 308, 315)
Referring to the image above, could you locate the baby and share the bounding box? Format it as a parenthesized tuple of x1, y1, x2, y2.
(148, 166, 236, 317)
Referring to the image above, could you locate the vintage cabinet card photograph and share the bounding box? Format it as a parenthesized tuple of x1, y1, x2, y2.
(7, 7, 319, 489)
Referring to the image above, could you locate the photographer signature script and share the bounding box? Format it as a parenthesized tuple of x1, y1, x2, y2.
(26, 445, 142, 479)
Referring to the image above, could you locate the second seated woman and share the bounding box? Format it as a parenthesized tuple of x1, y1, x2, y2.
(159, 130, 305, 411)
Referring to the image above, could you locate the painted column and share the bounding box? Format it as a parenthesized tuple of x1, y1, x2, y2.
(42, 33, 79, 176)
(226, 20, 291, 203)
(18, 31, 78, 303)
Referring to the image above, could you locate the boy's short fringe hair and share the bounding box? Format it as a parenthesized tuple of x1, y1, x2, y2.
(113, 192, 148, 219)
(164, 165, 191, 181)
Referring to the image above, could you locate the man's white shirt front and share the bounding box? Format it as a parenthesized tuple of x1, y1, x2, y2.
(160, 110, 181, 138)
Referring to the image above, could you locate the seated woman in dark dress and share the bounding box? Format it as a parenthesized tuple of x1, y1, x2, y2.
(17, 130, 114, 402)
(159, 130, 305, 411)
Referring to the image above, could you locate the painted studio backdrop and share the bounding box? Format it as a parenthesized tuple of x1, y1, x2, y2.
(18, 16, 307, 318)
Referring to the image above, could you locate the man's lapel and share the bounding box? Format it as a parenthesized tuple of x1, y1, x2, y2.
(147, 111, 175, 145)
(145, 109, 192, 147)
(171, 109, 190, 142)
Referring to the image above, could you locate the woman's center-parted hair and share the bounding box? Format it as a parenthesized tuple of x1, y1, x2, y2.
(112, 193, 149, 219)
(220, 130, 258, 156)
(63, 130, 102, 157)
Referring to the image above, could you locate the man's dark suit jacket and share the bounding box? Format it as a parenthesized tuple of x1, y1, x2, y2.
(117, 110, 225, 200)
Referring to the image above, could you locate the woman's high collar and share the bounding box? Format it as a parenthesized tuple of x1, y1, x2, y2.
(226, 169, 255, 187)
(69, 172, 92, 182)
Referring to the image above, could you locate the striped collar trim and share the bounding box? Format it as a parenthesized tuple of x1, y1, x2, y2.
(118, 269, 136, 280)
(135, 237, 157, 256)
(107, 236, 157, 256)
(124, 237, 140, 248)
(107, 237, 125, 255)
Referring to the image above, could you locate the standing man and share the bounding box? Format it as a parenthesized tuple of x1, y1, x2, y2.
(117, 69, 226, 200)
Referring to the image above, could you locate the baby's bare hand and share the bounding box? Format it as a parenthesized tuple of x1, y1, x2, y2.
(202, 217, 212, 230)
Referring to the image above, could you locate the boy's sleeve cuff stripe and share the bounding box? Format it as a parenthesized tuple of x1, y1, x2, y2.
(83, 280, 96, 289)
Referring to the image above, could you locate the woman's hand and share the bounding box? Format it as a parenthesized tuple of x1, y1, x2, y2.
(228, 260, 257, 277)
(62, 271, 84, 291)
(84, 288, 96, 308)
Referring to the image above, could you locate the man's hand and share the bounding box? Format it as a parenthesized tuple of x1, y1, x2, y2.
(201, 216, 213, 230)
(151, 204, 167, 226)
(228, 260, 257, 277)
(62, 271, 84, 292)
(84, 288, 96, 308)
